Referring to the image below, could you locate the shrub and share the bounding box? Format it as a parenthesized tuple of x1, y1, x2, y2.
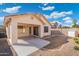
(73, 37, 79, 44)
(74, 38, 79, 40)
(74, 46, 79, 50)
(75, 40, 79, 44)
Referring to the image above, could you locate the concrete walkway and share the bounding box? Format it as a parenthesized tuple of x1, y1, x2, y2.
(13, 38, 50, 56)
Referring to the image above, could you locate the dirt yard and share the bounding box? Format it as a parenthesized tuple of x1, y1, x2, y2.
(0, 38, 13, 56)
(30, 35, 79, 56)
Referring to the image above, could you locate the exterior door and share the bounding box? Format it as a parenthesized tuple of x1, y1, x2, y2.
(33, 27, 38, 36)
(29, 27, 31, 35)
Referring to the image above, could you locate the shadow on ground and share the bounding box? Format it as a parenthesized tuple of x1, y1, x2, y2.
(42, 30, 69, 50)
(42, 35, 69, 50)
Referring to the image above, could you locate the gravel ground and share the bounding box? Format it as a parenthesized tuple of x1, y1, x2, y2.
(0, 38, 13, 56)
(30, 35, 79, 56)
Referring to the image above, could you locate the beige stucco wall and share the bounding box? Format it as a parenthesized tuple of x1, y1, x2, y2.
(51, 28, 79, 37)
(10, 20, 18, 44)
(12, 15, 43, 25)
(39, 25, 51, 37)
(40, 16, 50, 26)
(6, 20, 18, 44)
(39, 16, 51, 37)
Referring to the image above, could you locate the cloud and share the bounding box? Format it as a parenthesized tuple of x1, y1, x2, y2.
(44, 10, 73, 27)
(39, 4, 55, 11)
(53, 21, 62, 25)
(3, 6, 21, 13)
(63, 17, 71, 21)
(65, 20, 72, 23)
(0, 16, 4, 20)
(0, 3, 3, 5)
(44, 11, 73, 19)
(51, 11, 73, 19)
(63, 17, 73, 23)
(0, 16, 4, 25)
(62, 24, 72, 27)
(62, 17, 73, 27)
(44, 14, 52, 19)
(43, 3, 48, 6)
(77, 20, 79, 25)
(41, 6, 55, 11)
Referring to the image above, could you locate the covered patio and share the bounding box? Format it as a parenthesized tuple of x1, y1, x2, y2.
(17, 23, 40, 38)
(6, 22, 42, 45)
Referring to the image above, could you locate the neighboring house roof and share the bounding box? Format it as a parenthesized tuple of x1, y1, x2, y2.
(4, 13, 52, 26)
(50, 22, 55, 26)
(0, 25, 5, 32)
(50, 22, 58, 28)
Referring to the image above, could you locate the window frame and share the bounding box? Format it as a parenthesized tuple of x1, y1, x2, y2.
(44, 26, 49, 33)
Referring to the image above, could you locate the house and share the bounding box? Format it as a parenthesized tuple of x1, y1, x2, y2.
(50, 22, 58, 28)
(4, 13, 51, 44)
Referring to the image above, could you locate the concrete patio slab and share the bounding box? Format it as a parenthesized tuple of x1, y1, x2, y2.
(12, 38, 50, 56)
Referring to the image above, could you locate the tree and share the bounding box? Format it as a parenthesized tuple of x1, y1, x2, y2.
(54, 22, 58, 28)
(72, 20, 78, 28)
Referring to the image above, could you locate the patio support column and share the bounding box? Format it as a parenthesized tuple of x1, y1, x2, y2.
(10, 21, 18, 44)
(31, 26, 33, 35)
(39, 26, 43, 38)
(6, 26, 9, 39)
(6, 24, 11, 43)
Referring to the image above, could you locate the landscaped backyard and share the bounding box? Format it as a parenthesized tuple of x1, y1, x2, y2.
(0, 38, 13, 56)
(0, 32, 13, 56)
(30, 35, 79, 56)
(1, 33, 79, 56)
(1, 28, 79, 56)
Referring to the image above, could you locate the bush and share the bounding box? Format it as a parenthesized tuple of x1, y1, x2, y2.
(74, 38, 79, 40)
(74, 46, 79, 50)
(75, 40, 79, 44)
(73, 37, 79, 44)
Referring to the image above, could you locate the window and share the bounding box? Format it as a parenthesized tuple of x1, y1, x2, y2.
(44, 26, 49, 33)
(18, 26, 25, 33)
(18, 26, 23, 29)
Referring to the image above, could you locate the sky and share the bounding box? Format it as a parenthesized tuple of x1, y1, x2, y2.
(0, 3, 79, 27)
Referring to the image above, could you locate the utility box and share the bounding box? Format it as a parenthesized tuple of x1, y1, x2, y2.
(68, 30, 78, 37)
